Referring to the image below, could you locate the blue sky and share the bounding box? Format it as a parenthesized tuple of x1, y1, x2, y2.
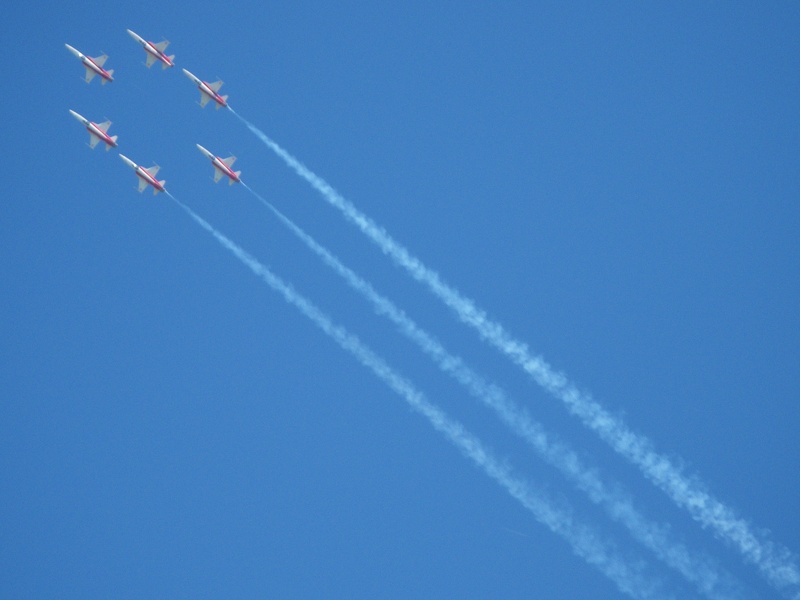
(2, 2, 799, 598)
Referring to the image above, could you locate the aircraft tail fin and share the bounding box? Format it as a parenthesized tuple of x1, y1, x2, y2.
(154, 180, 166, 195)
(101, 69, 114, 84)
(229, 171, 242, 185)
(105, 135, 118, 150)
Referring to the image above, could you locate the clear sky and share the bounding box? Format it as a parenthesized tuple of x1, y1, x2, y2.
(2, 2, 799, 599)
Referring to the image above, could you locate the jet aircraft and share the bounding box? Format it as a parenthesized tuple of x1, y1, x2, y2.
(119, 154, 166, 195)
(65, 44, 114, 84)
(196, 144, 241, 184)
(127, 29, 174, 69)
(182, 69, 228, 109)
(69, 110, 118, 150)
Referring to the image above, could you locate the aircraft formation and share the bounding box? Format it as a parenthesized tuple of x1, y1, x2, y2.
(66, 31, 239, 194)
(62, 28, 800, 600)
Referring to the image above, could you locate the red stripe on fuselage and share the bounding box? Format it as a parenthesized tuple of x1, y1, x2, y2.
(213, 158, 239, 181)
(84, 56, 112, 80)
(200, 82, 227, 106)
(136, 168, 163, 190)
(144, 42, 173, 66)
(88, 123, 116, 147)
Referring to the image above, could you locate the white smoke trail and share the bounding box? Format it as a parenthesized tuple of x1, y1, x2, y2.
(241, 184, 741, 600)
(231, 112, 800, 597)
(167, 192, 674, 600)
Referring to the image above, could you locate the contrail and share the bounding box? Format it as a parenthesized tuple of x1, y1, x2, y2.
(167, 191, 673, 600)
(231, 112, 800, 597)
(242, 184, 740, 599)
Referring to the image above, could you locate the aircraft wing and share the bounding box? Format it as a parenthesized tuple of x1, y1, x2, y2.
(89, 133, 101, 148)
(143, 165, 160, 178)
(96, 120, 111, 133)
(145, 53, 157, 67)
(153, 40, 169, 52)
(199, 92, 211, 107)
(137, 178, 148, 193)
(84, 68, 97, 83)
(208, 80, 223, 92)
(221, 156, 236, 167)
(213, 168, 224, 182)
(93, 54, 108, 67)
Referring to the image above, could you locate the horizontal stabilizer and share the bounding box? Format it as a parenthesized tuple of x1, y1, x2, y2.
(229, 171, 241, 185)
(105, 135, 118, 150)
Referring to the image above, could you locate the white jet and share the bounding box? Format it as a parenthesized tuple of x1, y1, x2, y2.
(69, 110, 118, 150)
(182, 69, 228, 109)
(126, 29, 175, 69)
(65, 44, 114, 84)
(119, 154, 166, 195)
(196, 144, 241, 185)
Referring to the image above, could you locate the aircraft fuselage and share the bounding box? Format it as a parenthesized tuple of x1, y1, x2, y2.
(127, 29, 174, 68)
(65, 44, 113, 83)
